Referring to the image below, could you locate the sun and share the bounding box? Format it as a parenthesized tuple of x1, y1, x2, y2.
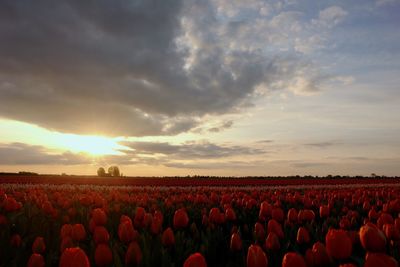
(56, 134, 124, 156)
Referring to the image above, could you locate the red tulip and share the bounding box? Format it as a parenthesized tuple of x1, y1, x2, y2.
(267, 219, 284, 239)
(173, 208, 189, 229)
(225, 207, 236, 221)
(247, 244, 268, 267)
(319, 205, 330, 218)
(384, 223, 400, 240)
(377, 213, 394, 230)
(287, 208, 298, 223)
(0, 214, 8, 225)
(183, 253, 207, 267)
(265, 232, 280, 250)
(150, 216, 162, 235)
(359, 223, 386, 252)
(118, 220, 135, 244)
(60, 236, 74, 252)
(271, 207, 284, 223)
(154, 210, 164, 225)
(365, 252, 398, 267)
(125, 242, 142, 266)
(60, 247, 90, 267)
(27, 253, 45, 267)
(325, 229, 352, 260)
(339, 217, 351, 230)
(395, 218, 400, 232)
(162, 227, 175, 247)
(305, 249, 315, 267)
(60, 224, 73, 239)
(95, 244, 113, 267)
(134, 207, 145, 228)
(368, 209, 379, 220)
(311, 242, 331, 266)
(296, 227, 310, 244)
(10, 234, 21, 248)
(230, 232, 242, 251)
(282, 252, 307, 267)
(3, 196, 21, 212)
(259, 201, 272, 221)
(298, 209, 315, 223)
(32, 236, 46, 254)
(92, 208, 107, 226)
(93, 226, 110, 245)
(120, 215, 133, 225)
(254, 222, 266, 242)
(72, 224, 86, 241)
(143, 213, 153, 229)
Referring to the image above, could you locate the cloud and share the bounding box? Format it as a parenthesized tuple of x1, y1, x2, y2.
(376, 0, 398, 6)
(120, 140, 266, 159)
(164, 160, 265, 169)
(0, 0, 348, 137)
(303, 141, 340, 148)
(208, 120, 234, 133)
(314, 6, 348, 28)
(0, 143, 92, 165)
(0, 140, 267, 167)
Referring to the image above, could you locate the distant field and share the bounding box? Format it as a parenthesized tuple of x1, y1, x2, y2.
(0, 174, 399, 186)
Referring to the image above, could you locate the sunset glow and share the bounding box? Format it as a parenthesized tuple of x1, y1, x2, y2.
(0, 0, 399, 176)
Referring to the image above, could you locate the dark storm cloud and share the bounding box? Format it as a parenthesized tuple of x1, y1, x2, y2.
(0, 0, 332, 136)
(0, 143, 91, 165)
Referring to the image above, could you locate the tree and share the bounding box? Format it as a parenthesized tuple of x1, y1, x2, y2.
(97, 167, 106, 177)
(108, 166, 120, 177)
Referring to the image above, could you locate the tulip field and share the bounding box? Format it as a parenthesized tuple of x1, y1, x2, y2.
(1, 177, 400, 267)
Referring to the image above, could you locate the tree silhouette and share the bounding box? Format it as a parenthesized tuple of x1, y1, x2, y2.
(97, 167, 106, 177)
(108, 166, 120, 177)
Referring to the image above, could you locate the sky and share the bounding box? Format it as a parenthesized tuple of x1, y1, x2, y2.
(0, 0, 399, 176)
